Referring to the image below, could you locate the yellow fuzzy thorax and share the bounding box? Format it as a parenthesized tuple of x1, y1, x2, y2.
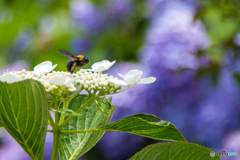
(76, 55, 84, 60)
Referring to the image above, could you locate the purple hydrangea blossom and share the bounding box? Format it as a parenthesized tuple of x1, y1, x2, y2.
(141, 1, 210, 70)
(99, 132, 146, 160)
(14, 32, 32, 52)
(234, 33, 240, 46)
(8, 29, 33, 62)
(71, 38, 91, 54)
(191, 70, 240, 149)
(71, 0, 107, 33)
(147, 0, 198, 14)
(107, 0, 132, 20)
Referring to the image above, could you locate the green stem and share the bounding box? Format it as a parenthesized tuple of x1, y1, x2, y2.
(50, 89, 95, 159)
(48, 101, 54, 110)
(48, 111, 55, 129)
(58, 89, 83, 124)
(54, 98, 59, 124)
(59, 98, 70, 124)
(69, 88, 83, 101)
(58, 95, 98, 129)
(51, 128, 60, 160)
(95, 100, 104, 114)
(51, 98, 60, 160)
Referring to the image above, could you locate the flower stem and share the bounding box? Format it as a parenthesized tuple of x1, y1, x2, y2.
(51, 98, 60, 160)
(51, 128, 60, 160)
(59, 98, 70, 124)
(48, 111, 55, 129)
(48, 101, 54, 110)
(58, 95, 98, 129)
(69, 88, 83, 101)
(58, 89, 83, 125)
(95, 100, 104, 114)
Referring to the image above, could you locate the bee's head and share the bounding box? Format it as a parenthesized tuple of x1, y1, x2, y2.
(83, 56, 89, 64)
(76, 55, 89, 65)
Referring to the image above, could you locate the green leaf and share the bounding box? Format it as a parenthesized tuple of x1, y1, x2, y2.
(51, 108, 82, 116)
(0, 80, 48, 160)
(233, 72, 240, 88)
(0, 120, 2, 127)
(59, 95, 115, 160)
(99, 113, 186, 142)
(130, 142, 220, 160)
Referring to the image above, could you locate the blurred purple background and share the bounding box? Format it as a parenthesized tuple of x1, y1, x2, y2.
(0, 0, 240, 160)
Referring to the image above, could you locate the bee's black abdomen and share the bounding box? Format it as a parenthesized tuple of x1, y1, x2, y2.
(66, 60, 77, 73)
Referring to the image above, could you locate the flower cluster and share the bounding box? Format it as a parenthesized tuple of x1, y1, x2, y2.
(141, 1, 210, 70)
(0, 60, 156, 97)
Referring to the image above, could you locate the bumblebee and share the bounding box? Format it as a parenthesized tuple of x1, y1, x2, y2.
(58, 49, 89, 74)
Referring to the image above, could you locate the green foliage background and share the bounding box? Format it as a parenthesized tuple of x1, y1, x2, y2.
(1, 0, 240, 75)
(0, 0, 148, 72)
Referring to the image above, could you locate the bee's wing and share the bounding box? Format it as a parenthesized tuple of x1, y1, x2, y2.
(58, 49, 76, 60)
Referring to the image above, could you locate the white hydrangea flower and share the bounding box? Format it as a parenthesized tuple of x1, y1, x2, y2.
(0, 73, 21, 83)
(48, 76, 79, 85)
(108, 77, 128, 86)
(34, 61, 57, 75)
(87, 60, 116, 73)
(137, 77, 156, 84)
(0, 60, 156, 96)
(111, 70, 156, 86)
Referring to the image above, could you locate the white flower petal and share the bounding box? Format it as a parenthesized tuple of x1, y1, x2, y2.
(103, 60, 116, 71)
(48, 76, 68, 85)
(48, 76, 79, 85)
(138, 77, 156, 84)
(34, 61, 57, 74)
(91, 60, 116, 73)
(65, 77, 79, 85)
(94, 66, 105, 73)
(118, 73, 125, 78)
(91, 60, 108, 70)
(124, 70, 142, 85)
(50, 64, 57, 72)
(109, 78, 128, 86)
(0, 73, 21, 83)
